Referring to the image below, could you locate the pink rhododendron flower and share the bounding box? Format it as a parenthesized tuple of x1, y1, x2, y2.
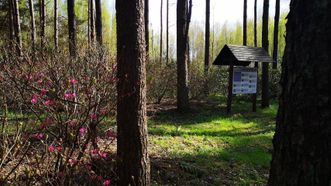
(31, 94, 38, 104)
(106, 130, 117, 139)
(90, 149, 99, 156)
(64, 92, 76, 99)
(43, 99, 54, 106)
(90, 113, 97, 120)
(103, 180, 110, 186)
(40, 89, 48, 96)
(69, 78, 78, 85)
(31, 133, 44, 140)
(69, 158, 77, 166)
(48, 145, 55, 152)
(99, 152, 108, 159)
(57, 146, 63, 151)
(79, 127, 87, 134)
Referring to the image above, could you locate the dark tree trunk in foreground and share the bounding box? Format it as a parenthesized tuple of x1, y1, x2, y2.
(145, 0, 149, 55)
(261, 0, 270, 108)
(254, 0, 257, 47)
(268, 0, 331, 185)
(204, 0, 210, 72)
(39, 0, 46, 49)
(67, 0, 76, 57)
(13, 0, 22, 55)
(95, 0, 102, 45)
(116, 0, 150, 185)
(243, 0, 247, 46)
(28, 0, 36, 51)
(272, 0, 280, 69)
(88, 0, 95, 45)
(177, 0, 192, 112)
(54, 0, 58, 51)
(160, 0, 163, 63)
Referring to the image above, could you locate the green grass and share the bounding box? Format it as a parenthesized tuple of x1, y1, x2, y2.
(148, 96, 277, 185)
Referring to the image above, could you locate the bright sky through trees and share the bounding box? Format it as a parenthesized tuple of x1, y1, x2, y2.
(107, 0, 290, 33)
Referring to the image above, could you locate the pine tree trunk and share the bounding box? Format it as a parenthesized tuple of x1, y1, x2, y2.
(89, 0, 95, 45)
(204, 0, 210, 72)
(254, 0, 257, 47)
(272, 0, 280, 69)
(28, 0, 36, 51)
(116, 0, 150, 185)
(268, 0, 331, 185)
(95, 0, 102, 45)
(54, 0, 58, 51)
(166, 0, 169, 64)
(39, 0, 46, 49)
(160, 0, 163, 63)
(67, 0, 76, 57)
(261, 0, 270, 108)
(243, 0, 247, 46)
(8, 0, 14, 42)
(13, 0, 22, 55)
(145, 0, 149, 55)
(177, 0, 192, 112)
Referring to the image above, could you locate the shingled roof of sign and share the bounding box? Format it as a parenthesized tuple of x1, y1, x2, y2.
(213, 44, 274, 66)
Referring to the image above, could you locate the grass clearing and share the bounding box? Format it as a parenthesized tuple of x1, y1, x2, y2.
(148, 96, 277, 185)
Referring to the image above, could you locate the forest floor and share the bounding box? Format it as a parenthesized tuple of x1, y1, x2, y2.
(148, 95, 277, 185)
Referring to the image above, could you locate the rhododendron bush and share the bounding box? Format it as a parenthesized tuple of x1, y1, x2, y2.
(0, 49, 117, 185)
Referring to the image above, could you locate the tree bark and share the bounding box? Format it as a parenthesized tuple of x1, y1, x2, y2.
(254, 0, 257, 47)
(268, 0, 331, 185)
(88, 0, 95, 46)
(54, 0, 58, 51)
(145, 0, 149, 55)
(13, 0, 22, 55)
(176, 0, 192, 112)
(243, 0, 247, 46)
(166, 0, 169, 64)
(261, 0, 270, 108)
(39, 0, 46, 49)
(204, 0, 210, 72)
(160, 0, 163, 63)
(116, 0, 150, 185)
(67, 0, 76, 57)
(272, 0, 280, 69)
(8, 0, 14, 42)
(95, 0, 102, 45)
(28, 0, 36, 51)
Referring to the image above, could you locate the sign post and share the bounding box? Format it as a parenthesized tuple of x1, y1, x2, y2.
(227, 67, 258, 113)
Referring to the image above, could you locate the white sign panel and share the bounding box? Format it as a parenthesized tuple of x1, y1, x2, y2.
(232, 67, 257, 94)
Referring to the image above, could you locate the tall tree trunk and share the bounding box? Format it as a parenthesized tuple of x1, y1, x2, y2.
(39, 0, 46, 49)
(243, 0, 247, 46)
(67, 0, 76, 57)
(272, 0, 280, 69)
(13, 0, 22, 55)
(261, 0, 270, 108)
(254, 0, 257, 47)
(145, 0, 149, 55)
(166, 0, 169, 64)
(177, 0, 192, 112)
(54, 0, 58, 51)
(160, 0, 163, 63)
(88, 0, 95, 46)
(28, 0, 36, 51)
(116, 0, 150, 185)
(268, 0, 331, 185)
(95, 0, 102, 45)
(204, 0, 210, 72)
(8, 0, 14, 42)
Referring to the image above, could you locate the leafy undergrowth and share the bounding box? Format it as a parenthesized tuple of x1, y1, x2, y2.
(148, 96, 277, 185)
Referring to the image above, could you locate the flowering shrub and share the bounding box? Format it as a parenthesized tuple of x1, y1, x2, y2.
(0, 48, 117, 185)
